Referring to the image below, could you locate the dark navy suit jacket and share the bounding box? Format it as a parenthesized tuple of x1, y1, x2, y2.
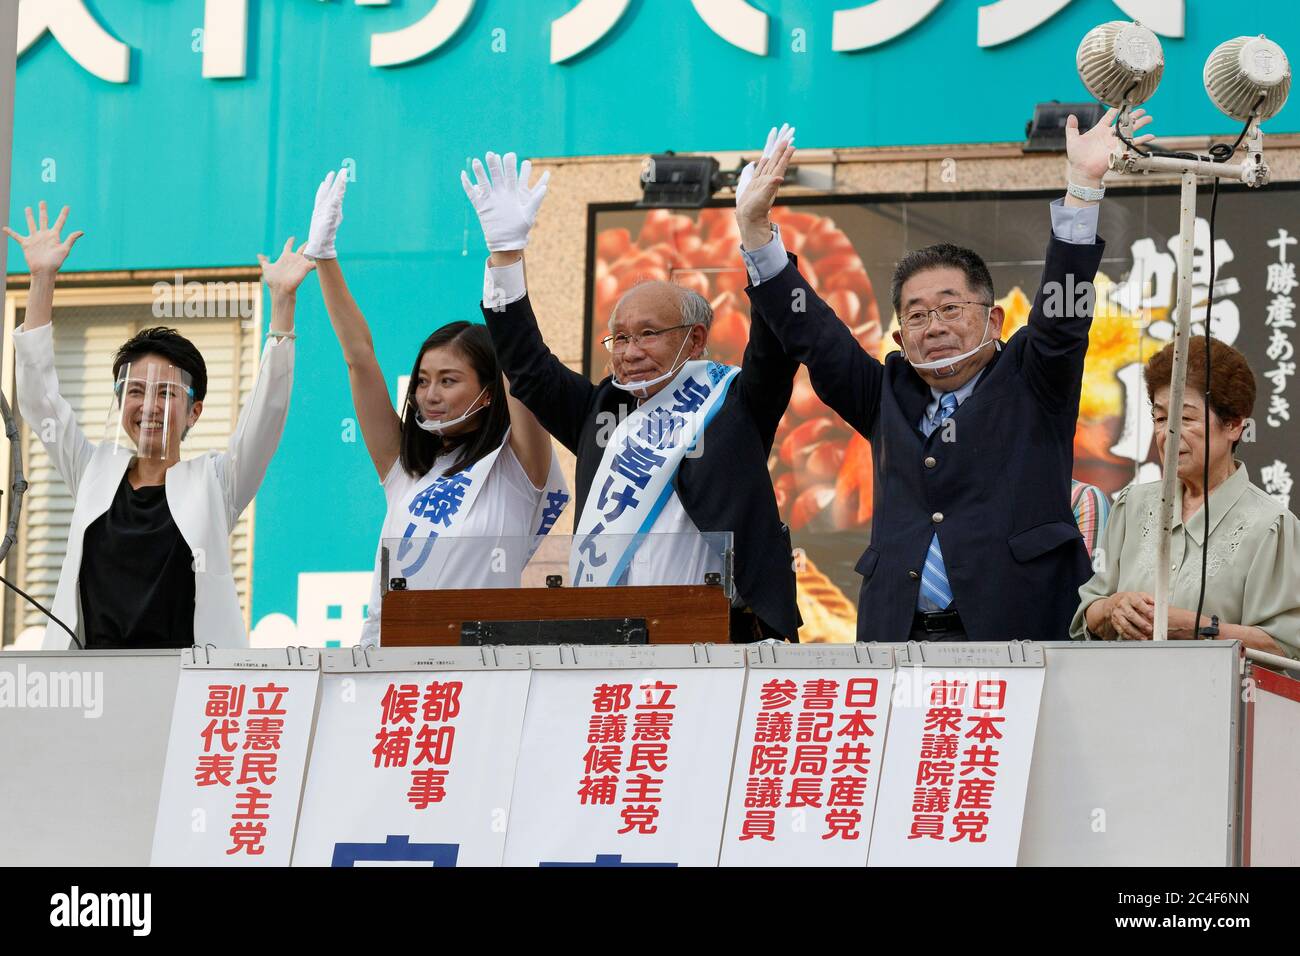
(745, 235, 1105, 642)
(481, 294, 801, 640)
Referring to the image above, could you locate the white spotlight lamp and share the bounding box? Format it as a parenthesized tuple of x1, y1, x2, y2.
(1076, 20, 1164, 107)
(1077, 21, 1163, 147)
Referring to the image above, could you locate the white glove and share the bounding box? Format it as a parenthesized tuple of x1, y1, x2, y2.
(461, 151, 550, 252)
(735, 123, 795, 208)
(303, 168, 347, 260)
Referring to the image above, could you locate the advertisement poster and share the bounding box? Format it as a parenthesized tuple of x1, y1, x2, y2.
(587, 187, 1300, 640)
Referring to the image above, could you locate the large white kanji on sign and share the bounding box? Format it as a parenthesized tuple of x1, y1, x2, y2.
(832, 0, 944, 52)
(202, 0, 247, 79)
(550, 0, 629, 64)
(16, 0, 131, 83)
(369, 0, 476, 68)
(689, 0, 768, 57)
(551, 0, 769, 63)
(14, 0, 1191, 80)
(977, 0, 1183, 48)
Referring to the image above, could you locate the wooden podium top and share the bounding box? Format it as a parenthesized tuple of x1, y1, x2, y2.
(381, 584, 730, 646)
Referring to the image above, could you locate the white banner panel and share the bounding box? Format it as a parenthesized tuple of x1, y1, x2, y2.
(503, 645, 745, 867)
(868, 644, 1045, 867)
(292, 648, 532, 867)
(151, 649, 320, 866)
(1247, 664, 1300, 867)
(0, 650, 180, 866)
(720, 644, 894, 866)
(1020, 642, 1238, 865)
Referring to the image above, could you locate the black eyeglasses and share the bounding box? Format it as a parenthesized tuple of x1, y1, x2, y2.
(900, 301, 992, 332)
(601, 324, 694, 353)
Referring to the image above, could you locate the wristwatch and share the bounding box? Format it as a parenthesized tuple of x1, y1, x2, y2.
(1067, 181, 1106, 203)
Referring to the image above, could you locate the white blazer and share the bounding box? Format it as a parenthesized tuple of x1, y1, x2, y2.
(12, 322, 294, 650)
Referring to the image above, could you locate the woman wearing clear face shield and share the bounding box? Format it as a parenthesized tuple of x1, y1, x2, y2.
(304, 171, 568, 647)
(4, 202, 313, 649)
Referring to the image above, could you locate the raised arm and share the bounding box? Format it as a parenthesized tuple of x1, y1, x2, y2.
(4, 202, 94, 492)
(219, 237, 313, 518)
(747, 264, 884, 439)
(735, 127, 885, 438)
(480, 252, 596, 454)
(504, 374, 555, 490)
(258, 236, 314, 336)
(740, 297, 798, 452)
(465, 152, 596, 453)
(303, 169, 404, 480)
(728, 127, 799, 447)
(1021, 108, 1154, 411)
(4, 202, 83, 333)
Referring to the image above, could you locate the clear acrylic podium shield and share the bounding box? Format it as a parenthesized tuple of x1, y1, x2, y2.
(378, 532, 735, 646)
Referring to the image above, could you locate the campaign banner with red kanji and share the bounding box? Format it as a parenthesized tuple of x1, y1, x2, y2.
(502, 646, 746, 867)
(720, 645, 895, 866)
(868, 649, 1045, 866)
(151, 651, 320, 866)
(291, 649, 532, 867)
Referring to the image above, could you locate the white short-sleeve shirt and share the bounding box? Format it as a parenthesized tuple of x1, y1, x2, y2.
(360, 440, 543, 646)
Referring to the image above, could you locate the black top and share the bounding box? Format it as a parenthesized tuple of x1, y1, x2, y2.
(78, 474, 196, 649)
(482, 293, 802, 641)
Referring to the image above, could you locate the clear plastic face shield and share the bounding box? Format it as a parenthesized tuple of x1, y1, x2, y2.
(896, 302, 1001, 378)
(106, 362, 195, 461)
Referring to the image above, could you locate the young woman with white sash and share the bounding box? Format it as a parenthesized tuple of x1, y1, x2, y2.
(303, 170, 568, 647)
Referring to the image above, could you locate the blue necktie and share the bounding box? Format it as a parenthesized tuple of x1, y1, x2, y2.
(918, 392, 958, 611)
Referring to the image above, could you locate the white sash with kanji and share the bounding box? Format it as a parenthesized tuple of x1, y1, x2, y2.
(394, 432, 569, 586)
(571, 360, 740, 588)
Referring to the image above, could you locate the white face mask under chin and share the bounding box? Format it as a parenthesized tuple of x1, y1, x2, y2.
(901, 313, 1000, 376)
(415, 385, 489, 434)
(610, 328, 695, 398)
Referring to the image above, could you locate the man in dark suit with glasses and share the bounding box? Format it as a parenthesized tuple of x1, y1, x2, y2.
(741, 107, 1156, 643)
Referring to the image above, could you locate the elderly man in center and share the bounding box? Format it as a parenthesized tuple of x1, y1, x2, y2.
(461, 138, 801, 643)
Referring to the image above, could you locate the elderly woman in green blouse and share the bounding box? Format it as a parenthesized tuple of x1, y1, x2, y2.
(1072, 337, 1300, 658)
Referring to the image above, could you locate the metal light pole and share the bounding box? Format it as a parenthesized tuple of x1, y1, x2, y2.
(1112, 130, 1267, 640)
(1155, 166, 1205, 642)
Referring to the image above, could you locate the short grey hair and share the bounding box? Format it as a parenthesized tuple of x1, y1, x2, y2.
(678, 287, 713, 332)
(609, 280, 714, 332)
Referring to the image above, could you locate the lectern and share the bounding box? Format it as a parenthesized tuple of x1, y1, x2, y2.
(377, 531, 734, 646)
